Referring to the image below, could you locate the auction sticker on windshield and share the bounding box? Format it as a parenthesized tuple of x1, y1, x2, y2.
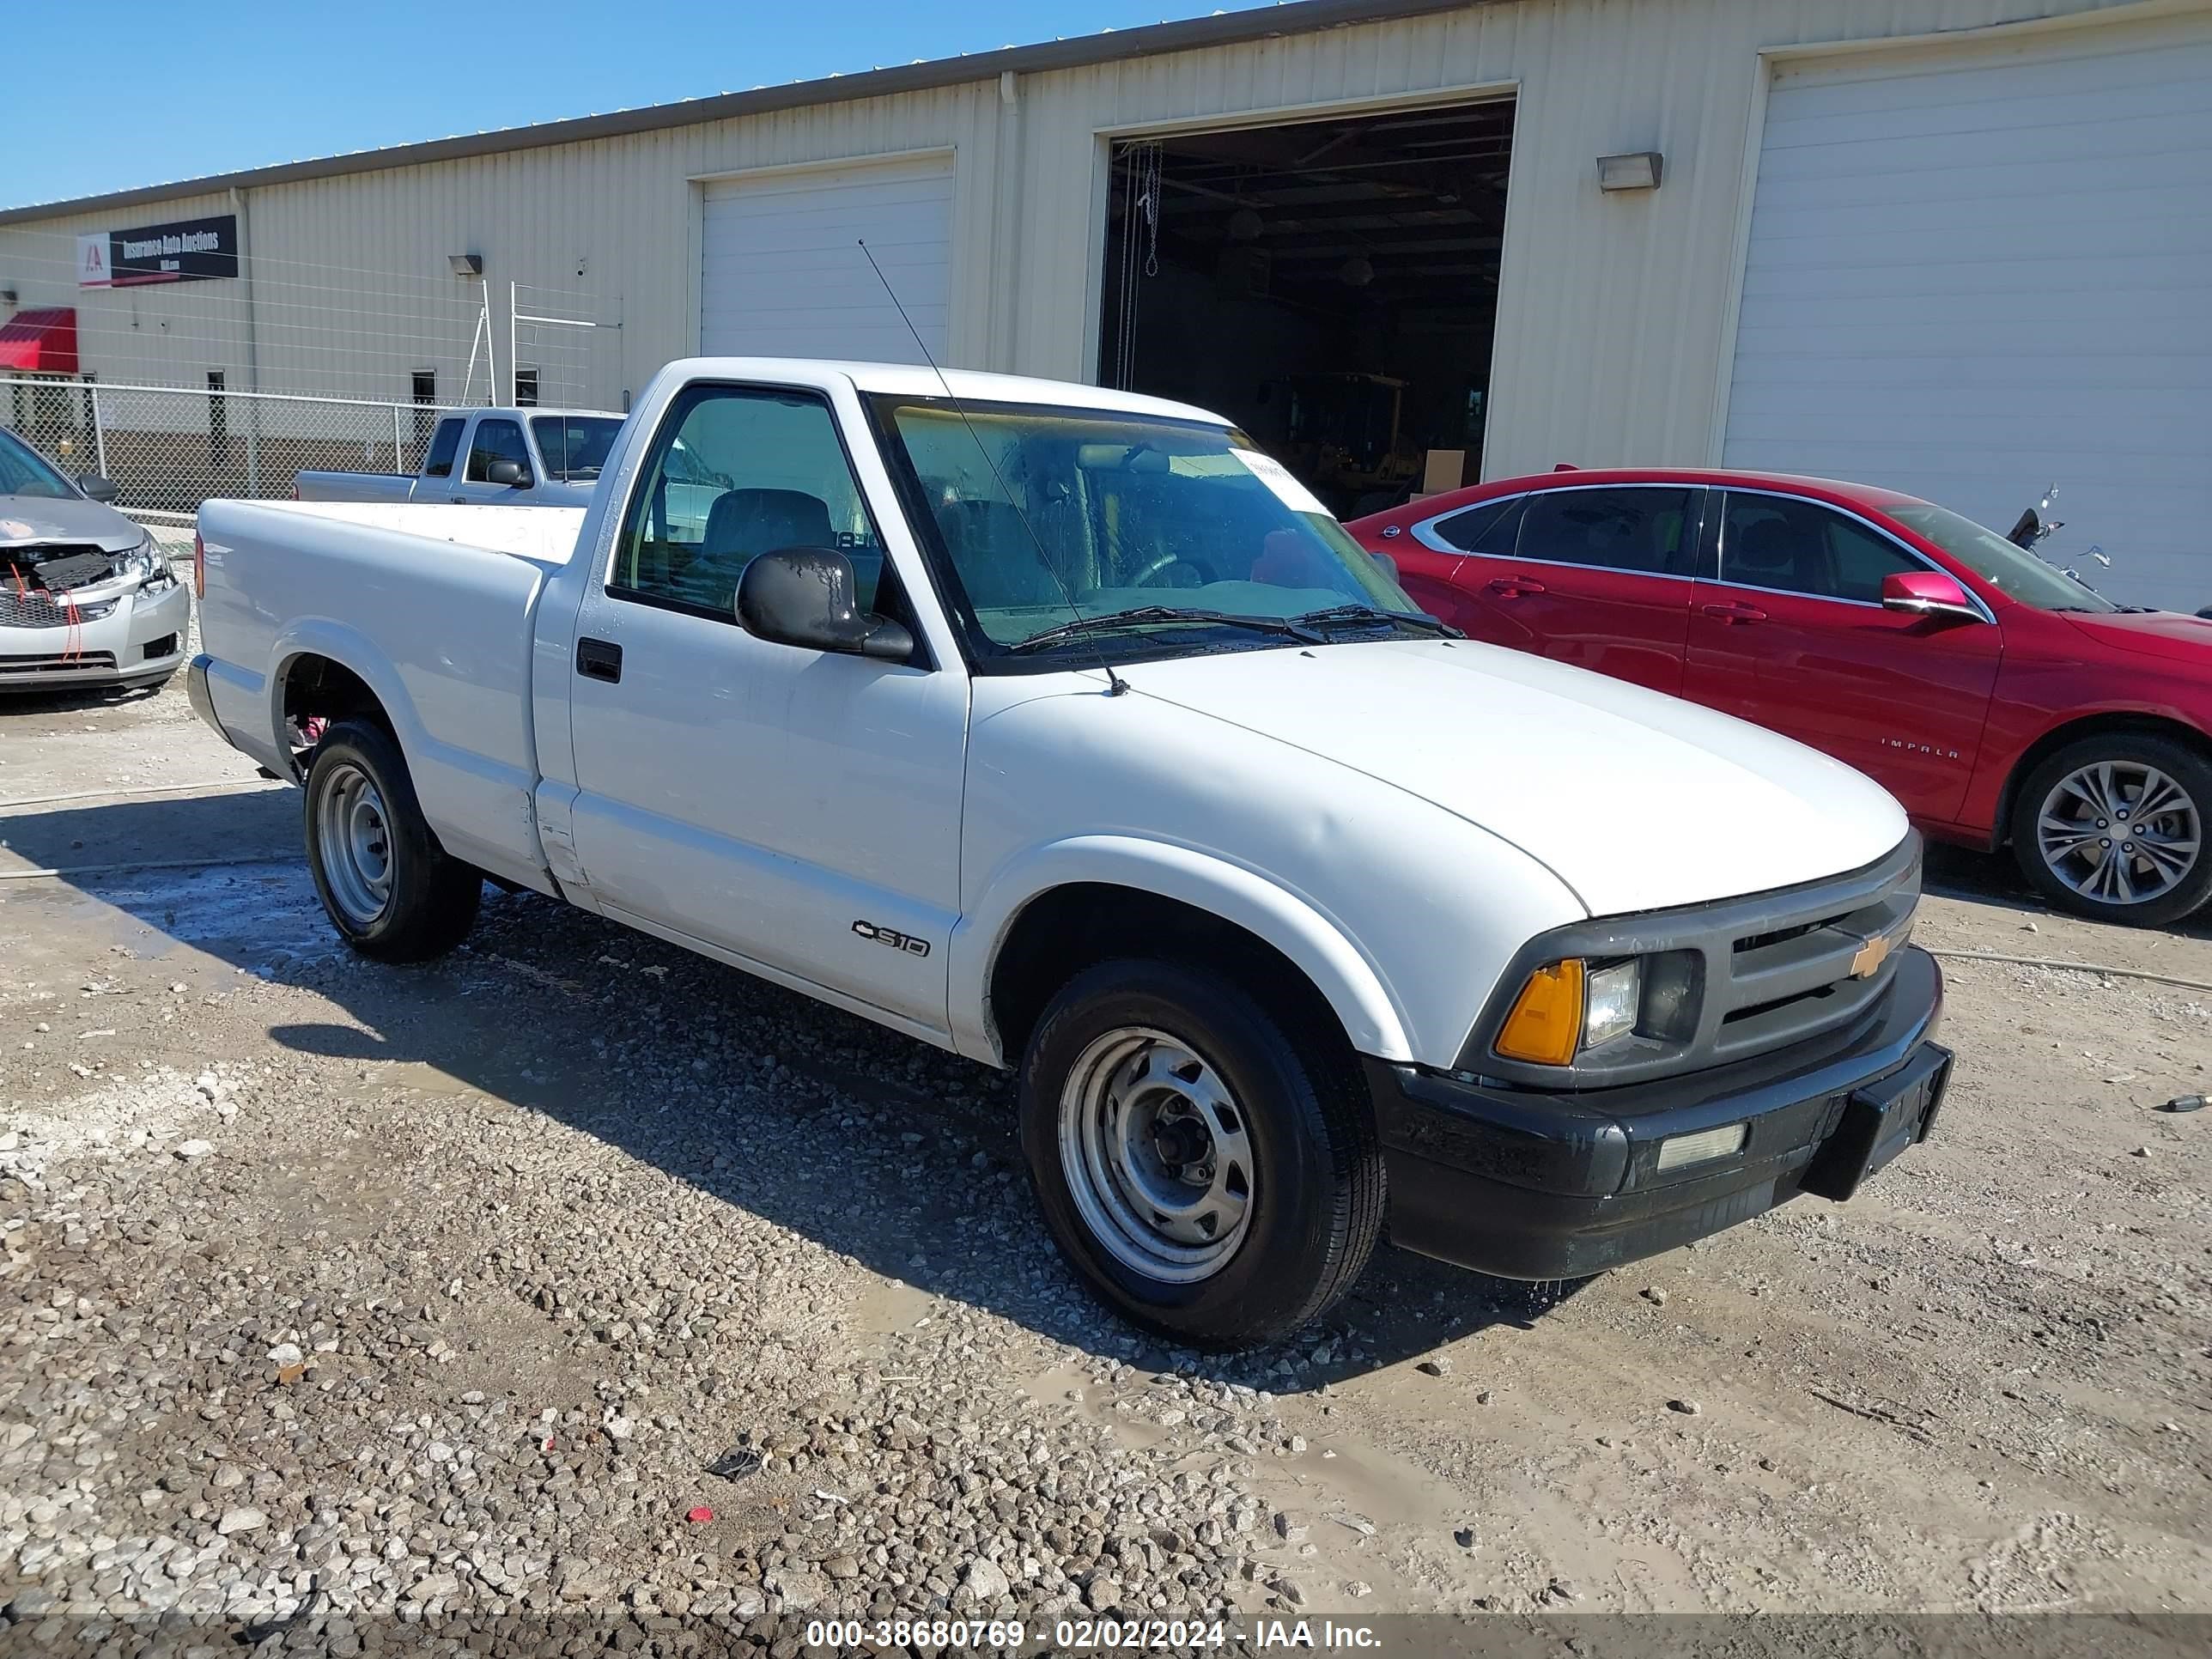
(1232, 449, 1331, 517)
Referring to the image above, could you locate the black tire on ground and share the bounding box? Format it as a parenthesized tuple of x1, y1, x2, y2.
(1018, 957, 1384, 1350)
(303, 717, 481, 962)
(2008, 732, 2212, 927)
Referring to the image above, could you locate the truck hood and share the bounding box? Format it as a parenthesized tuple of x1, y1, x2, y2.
(0, 492, 143, 554)
(2056, 606, 2212, 668)
(1121, 639, 1908, 917)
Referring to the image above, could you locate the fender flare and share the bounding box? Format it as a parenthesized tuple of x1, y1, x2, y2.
(947, 835, 1415, 1066)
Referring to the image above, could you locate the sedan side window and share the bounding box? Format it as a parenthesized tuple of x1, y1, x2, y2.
(1431, 495, 1527, 556)
(612, 386, 885, 620)
(465, 419, 530, 482)
(1517, 487, 1694, 575)
(1720, 494, 1917, 604)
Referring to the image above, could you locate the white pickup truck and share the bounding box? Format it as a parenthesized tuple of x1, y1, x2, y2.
(187, 357, 1948, 1348)
(295, 407, 624, 507)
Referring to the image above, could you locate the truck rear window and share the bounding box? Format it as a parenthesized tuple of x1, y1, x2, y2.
(422, 418, 464, 478)
(532, 416, 623, 482)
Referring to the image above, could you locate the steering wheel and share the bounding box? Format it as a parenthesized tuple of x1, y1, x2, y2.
(1132, 551, 1209, 588)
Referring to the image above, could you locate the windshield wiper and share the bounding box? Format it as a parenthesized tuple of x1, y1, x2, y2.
(1006, 606, 1323, 653)
(1294, 603, 1464, 639)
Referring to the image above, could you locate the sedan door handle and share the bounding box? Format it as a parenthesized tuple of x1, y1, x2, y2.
(1485, 576, 1548, 599)
(1700, 601, 1768, 624)
(575, 637, 623, 684)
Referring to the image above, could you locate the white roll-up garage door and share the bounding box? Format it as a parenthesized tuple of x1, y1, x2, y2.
(1722, 18, 2212, 610)
(700, 155, 953, 365)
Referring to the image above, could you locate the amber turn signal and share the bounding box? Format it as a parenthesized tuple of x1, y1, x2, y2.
(1494, 957, 1585, 1066)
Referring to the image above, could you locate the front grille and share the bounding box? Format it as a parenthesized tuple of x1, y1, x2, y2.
(3, 544, 122, 629)
(0, 589, 118, 628)
(0, 652, 118, 675)
(1460, 834, 1923, 1089)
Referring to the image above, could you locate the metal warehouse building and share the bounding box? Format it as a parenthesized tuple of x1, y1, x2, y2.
(2, 0, 2207, 604)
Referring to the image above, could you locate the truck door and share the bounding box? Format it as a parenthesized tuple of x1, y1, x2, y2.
(560, 380, 966, 1036)
(454, 416, 535, 505)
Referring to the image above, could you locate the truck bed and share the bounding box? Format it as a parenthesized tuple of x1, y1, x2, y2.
(294, 470, 419, 504)
(193, 500, 588, 891)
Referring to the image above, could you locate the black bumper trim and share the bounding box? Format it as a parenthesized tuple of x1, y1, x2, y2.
(1371, 946, 1946, 1280)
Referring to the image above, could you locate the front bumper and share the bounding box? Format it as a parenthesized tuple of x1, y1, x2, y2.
(1371, 946, 1948, 1280)
(0, 579, 190, 690)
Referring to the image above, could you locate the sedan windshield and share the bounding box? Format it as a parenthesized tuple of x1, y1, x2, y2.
(0, 428, 73, 500)
(871, 397, 1420, 659)
(1887, 501, 2117, 613)
(530, 416, 623, 482)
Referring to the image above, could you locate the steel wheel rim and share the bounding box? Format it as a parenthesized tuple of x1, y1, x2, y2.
(1057, 1026, 1255, 1284)
(316, 760, 394, 927)
(2036, 760, 2201, 906)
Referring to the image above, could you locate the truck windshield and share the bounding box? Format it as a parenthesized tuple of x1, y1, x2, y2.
(531, 416, 623, 482)
(871, 396, 1418, 658)
(1886, 501, 2118, 613)
(0, 428, 74, 500)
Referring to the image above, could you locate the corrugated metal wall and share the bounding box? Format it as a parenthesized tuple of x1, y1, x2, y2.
(0, 0, 2158, 476)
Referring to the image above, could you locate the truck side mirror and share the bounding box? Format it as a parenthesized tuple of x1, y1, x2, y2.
(78, 474, 120, 503)
(1881, 569, 1983, 623)
(486, 459, 532, 488)
(736, 547, 915, 663)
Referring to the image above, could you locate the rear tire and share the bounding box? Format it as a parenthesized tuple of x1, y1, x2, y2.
(2009, 732, 2212, 927)
(1018, 958, 1383, 1350)
(303, 718, 481, 961)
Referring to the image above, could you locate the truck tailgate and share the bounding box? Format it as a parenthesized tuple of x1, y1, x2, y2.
(195, 499, 584, 890)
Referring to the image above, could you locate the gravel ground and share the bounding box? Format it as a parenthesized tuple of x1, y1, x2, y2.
(0, 673, 2206, 1654)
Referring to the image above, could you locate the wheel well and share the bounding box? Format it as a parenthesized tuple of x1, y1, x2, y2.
(987, 884, 1355, 1072)
(279, 654, 391, 774)
(1996, 714, 2212, 846)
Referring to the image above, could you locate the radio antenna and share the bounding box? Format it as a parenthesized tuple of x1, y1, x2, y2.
(856, 239, 1128, 696)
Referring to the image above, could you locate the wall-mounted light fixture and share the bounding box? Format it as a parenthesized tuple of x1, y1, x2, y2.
(1596, 152, 1664, 192)
(447, 252, 484, 277)
(0, 286, 15, 305)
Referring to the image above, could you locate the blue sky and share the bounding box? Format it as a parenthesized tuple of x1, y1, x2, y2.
(5, 0, 1266, 210)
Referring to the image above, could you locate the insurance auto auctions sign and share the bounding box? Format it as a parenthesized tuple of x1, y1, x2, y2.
(76, 214, 239, 287)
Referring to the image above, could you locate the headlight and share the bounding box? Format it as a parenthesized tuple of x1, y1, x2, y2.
(1492, 951, 1695, 1066)
(1583, 959, 1642, 1049)
(114, 535, 175, 589)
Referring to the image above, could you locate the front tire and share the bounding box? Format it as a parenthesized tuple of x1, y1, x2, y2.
(303, 718, 481, 961)
(1018, 959, 1383, 1350)
(2009, 733, 2212, 927)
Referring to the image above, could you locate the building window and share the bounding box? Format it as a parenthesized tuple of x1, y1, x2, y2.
(514, 368, 540, 408)
(207, 370, 228, 459)
(411, 368, 437, 449)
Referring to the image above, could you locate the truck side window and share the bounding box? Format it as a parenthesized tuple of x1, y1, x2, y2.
(466, 419, 530, 483)
(611, 385, 885, 621)
(422, 418, 464, 479)
(1720, 493, 1917, 604)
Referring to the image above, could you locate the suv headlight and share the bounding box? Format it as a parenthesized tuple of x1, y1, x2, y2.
(114, 534, 176, 590)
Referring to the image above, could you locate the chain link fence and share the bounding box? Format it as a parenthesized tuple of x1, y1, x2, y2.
(3, 374, 451, 521)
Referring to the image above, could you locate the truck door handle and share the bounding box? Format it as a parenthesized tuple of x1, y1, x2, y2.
(1701, 601, 1767, 624)
(1486, 576, 1548, 599)
(575, 637, 623, 683)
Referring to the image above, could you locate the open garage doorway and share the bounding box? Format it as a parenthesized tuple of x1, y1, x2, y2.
(1098, 97, 1515, 517)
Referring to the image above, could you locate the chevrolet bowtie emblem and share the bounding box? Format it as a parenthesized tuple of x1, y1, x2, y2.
(1850, 931, 1897, 979)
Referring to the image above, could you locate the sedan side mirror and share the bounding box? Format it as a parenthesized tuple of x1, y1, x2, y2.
(737, 547, 915, 663)
(77, 474, 120, 504)
(1881, 569, 1983, 623)
(1370, 550, 1400, 583)
(486, 459, 532, 488)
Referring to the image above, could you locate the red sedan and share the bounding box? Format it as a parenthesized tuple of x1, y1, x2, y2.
(1347, 468, 2212, 926)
